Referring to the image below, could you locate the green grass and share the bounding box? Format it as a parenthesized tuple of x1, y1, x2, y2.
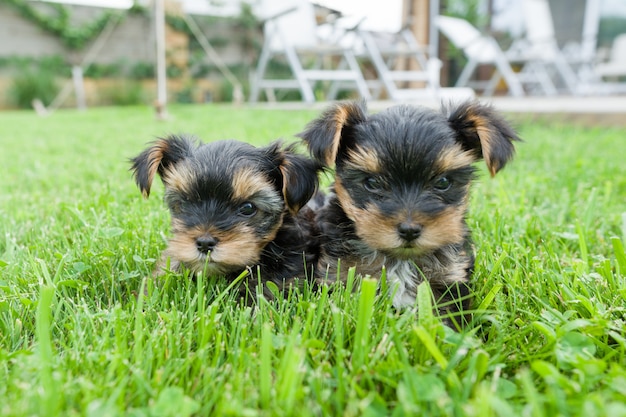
(1, 104, 625, 416)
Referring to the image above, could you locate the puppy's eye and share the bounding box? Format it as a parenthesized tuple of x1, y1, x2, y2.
(363, 177, 382, 192)
(433, 176, 451, 191)
(238, 202, 257, 217)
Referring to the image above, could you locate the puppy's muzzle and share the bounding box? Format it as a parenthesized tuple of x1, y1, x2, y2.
(397, 223, 422, 242)
(196, 235, 218, 254)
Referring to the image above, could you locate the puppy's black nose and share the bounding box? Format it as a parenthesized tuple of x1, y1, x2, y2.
(398, 223, 422, 242)
(196, 236, 218, 254)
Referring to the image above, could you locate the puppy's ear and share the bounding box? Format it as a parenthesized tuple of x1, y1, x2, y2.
(281, 150, 321, 214)
(130, 135, 197, 198)
(297, 100, 367, 167)
(264, 142, 320, 214)
(446, 101, 521, 176)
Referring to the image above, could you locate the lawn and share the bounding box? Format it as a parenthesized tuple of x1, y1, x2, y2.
(0, 103, 625, 416)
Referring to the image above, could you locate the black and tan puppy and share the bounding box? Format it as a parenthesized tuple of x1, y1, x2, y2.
(130, 135, 320, 300)
(299, 100, 520, 322)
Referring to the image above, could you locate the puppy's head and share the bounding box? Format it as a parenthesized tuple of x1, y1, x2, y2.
(299, 100, 520, 258)
(130, 135, 319, 276)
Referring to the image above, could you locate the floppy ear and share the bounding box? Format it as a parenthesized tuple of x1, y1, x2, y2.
(446, 101, 521, 176)
(263, 142, 320, 214)
(280, 148, 321, 214)
(297, 100, 367, 167)
(130, 134, 197, 198)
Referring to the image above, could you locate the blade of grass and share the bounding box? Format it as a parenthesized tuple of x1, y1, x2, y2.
(36, 285, 59, 416)
(352, 278, 377, 368)
(260, 323, 273, 409)
(519, 368, 545, 417)
(276, 322, 304, 414)
(576, 221, 589, 273)
(133, 277, 146, 367)
(417, 281, 435, 327)
(331, 303, 346, 408)
(611, 237, 626, 276)
(413, 325, 447, 369)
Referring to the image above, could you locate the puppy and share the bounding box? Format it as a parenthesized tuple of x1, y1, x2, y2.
(130, 135, 320, 300)
(299, 100, 520, 322)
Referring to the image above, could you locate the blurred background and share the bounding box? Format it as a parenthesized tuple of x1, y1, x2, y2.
(0, 0, 624, 110)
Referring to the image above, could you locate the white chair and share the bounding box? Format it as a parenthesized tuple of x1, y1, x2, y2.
(323, 1, 472, 102)
(343, 1, 441, 101)
(590, 34, 626, 94)
(355, 24, 442, 101)
(558, 0, 601, 93)
(507, 0, 580, 95)
(436, 15, 524, 97)
(249, 0, 371, 103)
(595, 34, 626, 80)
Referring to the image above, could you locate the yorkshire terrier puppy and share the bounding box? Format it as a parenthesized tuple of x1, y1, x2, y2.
(130, 135, 320, 300)
(299, 100, 520, 322)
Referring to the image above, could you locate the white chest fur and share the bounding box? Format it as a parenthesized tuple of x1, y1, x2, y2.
(384, 260, 422, 308)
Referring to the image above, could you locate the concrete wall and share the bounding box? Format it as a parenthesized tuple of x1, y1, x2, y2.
(0, 2, 255, 107)
(0, 3, 156, 64)
(0, 4, 68, 58)
(0, 2, 252, 65)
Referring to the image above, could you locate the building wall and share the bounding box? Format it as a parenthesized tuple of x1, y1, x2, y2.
(0, 2, 255, 108)
(0, 2, 251, 65)
(0, 3, 156, 64)
(0, 4, 69, 58)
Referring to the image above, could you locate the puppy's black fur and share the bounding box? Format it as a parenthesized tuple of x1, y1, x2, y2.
(131, 135, 321, 300)
(299, 100, 520, 324)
